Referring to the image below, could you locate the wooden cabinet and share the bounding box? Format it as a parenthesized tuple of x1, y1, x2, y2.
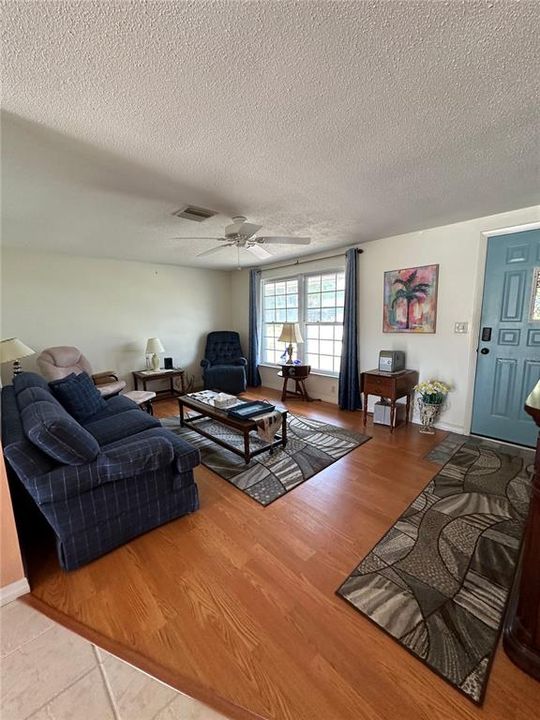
(361, 369, 419, 432)
(503, 380, 540, 679)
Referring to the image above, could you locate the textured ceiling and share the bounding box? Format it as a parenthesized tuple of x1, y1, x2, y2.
(1, 0, 539, 269)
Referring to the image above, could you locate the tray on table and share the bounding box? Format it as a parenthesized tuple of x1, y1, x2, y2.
(227, 401, 276, 419)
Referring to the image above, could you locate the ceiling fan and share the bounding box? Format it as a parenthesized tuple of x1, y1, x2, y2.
(172, 216, 311, 259)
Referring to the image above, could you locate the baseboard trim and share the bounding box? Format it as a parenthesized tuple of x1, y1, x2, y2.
(432, 420, 467, 434)
(0, 577, 30, 606)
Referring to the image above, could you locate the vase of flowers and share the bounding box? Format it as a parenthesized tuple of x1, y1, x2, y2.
(414, 380, 450, 434)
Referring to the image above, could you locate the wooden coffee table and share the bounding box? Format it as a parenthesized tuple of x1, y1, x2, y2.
(178, 395, 287, 464)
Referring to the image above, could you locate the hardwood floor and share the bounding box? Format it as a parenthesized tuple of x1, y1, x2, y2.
(25, 388, 540, 720)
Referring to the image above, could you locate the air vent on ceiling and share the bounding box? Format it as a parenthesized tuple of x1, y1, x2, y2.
(172, 205, 218, 222)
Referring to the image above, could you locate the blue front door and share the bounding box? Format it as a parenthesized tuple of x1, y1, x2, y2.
(471, 229, 540, 447)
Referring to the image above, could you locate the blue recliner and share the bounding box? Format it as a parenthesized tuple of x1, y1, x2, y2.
(201, 331, 247, 395)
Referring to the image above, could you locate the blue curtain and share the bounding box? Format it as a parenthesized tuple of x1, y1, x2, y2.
(247, 269, 262, 387)
(338, 249, 361, 410)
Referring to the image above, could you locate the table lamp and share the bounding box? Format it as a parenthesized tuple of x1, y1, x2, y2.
(0, 337, 36, 377)
(278, 323, 303, 364)
(145, 337, 165, 371)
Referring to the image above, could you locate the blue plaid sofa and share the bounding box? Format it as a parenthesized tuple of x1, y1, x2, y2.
(2, 372, 200, 570)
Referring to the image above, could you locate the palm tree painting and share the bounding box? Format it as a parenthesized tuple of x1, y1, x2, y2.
(383, 265, 439, 332)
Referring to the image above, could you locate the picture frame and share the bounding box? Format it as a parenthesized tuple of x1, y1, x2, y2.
(383, 264, 439, 333)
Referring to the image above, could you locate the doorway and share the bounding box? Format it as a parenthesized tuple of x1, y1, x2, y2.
(471, 228, 540, 447)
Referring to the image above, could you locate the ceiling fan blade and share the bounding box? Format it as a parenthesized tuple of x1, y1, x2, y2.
(196, 243, 235, 257)
(257, 236, 311, 245)
(247, 244, 272, 259)
(171, 236, 221, 240)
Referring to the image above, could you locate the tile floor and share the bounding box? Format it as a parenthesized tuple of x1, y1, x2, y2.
(1, 599, 229, 720)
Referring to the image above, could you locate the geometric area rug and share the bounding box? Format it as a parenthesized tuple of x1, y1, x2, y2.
(162, 413, 370, 506)
(336, 440, 534, 704)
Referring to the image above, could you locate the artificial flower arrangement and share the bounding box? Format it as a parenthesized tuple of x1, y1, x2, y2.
(414, 379, 451, 405)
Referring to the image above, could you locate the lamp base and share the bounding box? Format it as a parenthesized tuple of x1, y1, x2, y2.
(13, 359, 23, 376)
(285, 343, 294, 364)
(151, 353, 160, 371)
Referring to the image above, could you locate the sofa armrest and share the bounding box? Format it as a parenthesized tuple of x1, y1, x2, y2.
(200, 358, 211, 369)
(97, 436, 175, 483)
(92, 371, 120, 385)
(32, 436, 175, 504)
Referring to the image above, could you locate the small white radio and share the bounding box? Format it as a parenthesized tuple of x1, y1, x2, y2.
(378, 350, 405, 373)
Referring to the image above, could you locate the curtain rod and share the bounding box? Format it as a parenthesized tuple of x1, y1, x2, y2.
(258, 246, 363, 272)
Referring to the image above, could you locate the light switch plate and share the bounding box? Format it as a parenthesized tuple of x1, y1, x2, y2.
(454, 322, 468, 334)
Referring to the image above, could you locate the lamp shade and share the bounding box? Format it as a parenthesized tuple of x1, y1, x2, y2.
(145, 337, 165, 354)
(0, 337, 35, 364)
(278, 323, 303, 344)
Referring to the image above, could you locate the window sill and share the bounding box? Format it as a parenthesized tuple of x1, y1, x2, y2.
(258, 363, 338, 380)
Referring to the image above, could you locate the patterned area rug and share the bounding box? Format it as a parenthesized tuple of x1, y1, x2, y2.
(337, 440, 534, 704)
(163, 414, 370, 506)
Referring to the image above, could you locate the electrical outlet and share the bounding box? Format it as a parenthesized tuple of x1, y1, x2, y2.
(331, 384, 336, 393)
(454, 322, 468, 334)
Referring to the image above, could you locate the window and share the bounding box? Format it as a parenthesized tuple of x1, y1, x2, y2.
(261, 271, 345, 374)
(262, 278, 299, 365)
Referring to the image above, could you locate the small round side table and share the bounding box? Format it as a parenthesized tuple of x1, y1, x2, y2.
(278, 364, 320, 402)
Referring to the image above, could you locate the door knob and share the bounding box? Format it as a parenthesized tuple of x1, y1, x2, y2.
(480, 348, 490, 355)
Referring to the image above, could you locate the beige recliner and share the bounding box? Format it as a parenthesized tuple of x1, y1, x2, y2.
(37, 346, 126, 398)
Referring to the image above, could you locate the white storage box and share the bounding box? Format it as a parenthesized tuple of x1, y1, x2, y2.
(373, 400, 406, 427)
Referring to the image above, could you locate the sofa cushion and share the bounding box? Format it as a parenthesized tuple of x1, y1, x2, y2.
(13, 372, 50, 395)
(104, 426, 201, 474)
(49, 372, 107, 422)
(21, 401, 100, 465)
(83, 409, 160, 446)
(17, 386, 63, 413)
(82, 394, 138, 422)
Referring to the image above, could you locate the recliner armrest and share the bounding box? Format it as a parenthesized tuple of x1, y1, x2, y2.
(233, 357, 248, 367)
(92, 371, 120, 385)
(200, 358, 211, 369)
(32, 436, 175, 504)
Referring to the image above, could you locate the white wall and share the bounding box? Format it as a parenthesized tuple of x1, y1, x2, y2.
(231, 205, 540, 432)
(1, 249, 232, 389)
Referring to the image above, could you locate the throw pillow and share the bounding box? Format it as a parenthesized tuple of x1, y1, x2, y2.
(16, 386, 60, 412)
(13, 372, 50, 395)
(21, 401, 100, 465)
(49, 372, 107, 422)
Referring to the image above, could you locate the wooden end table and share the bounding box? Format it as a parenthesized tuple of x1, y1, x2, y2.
(132, 369, 185, 400)
(361, 369, 418, 432)
(503, 380, 540, 679)
(278, 364, 320, 402)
